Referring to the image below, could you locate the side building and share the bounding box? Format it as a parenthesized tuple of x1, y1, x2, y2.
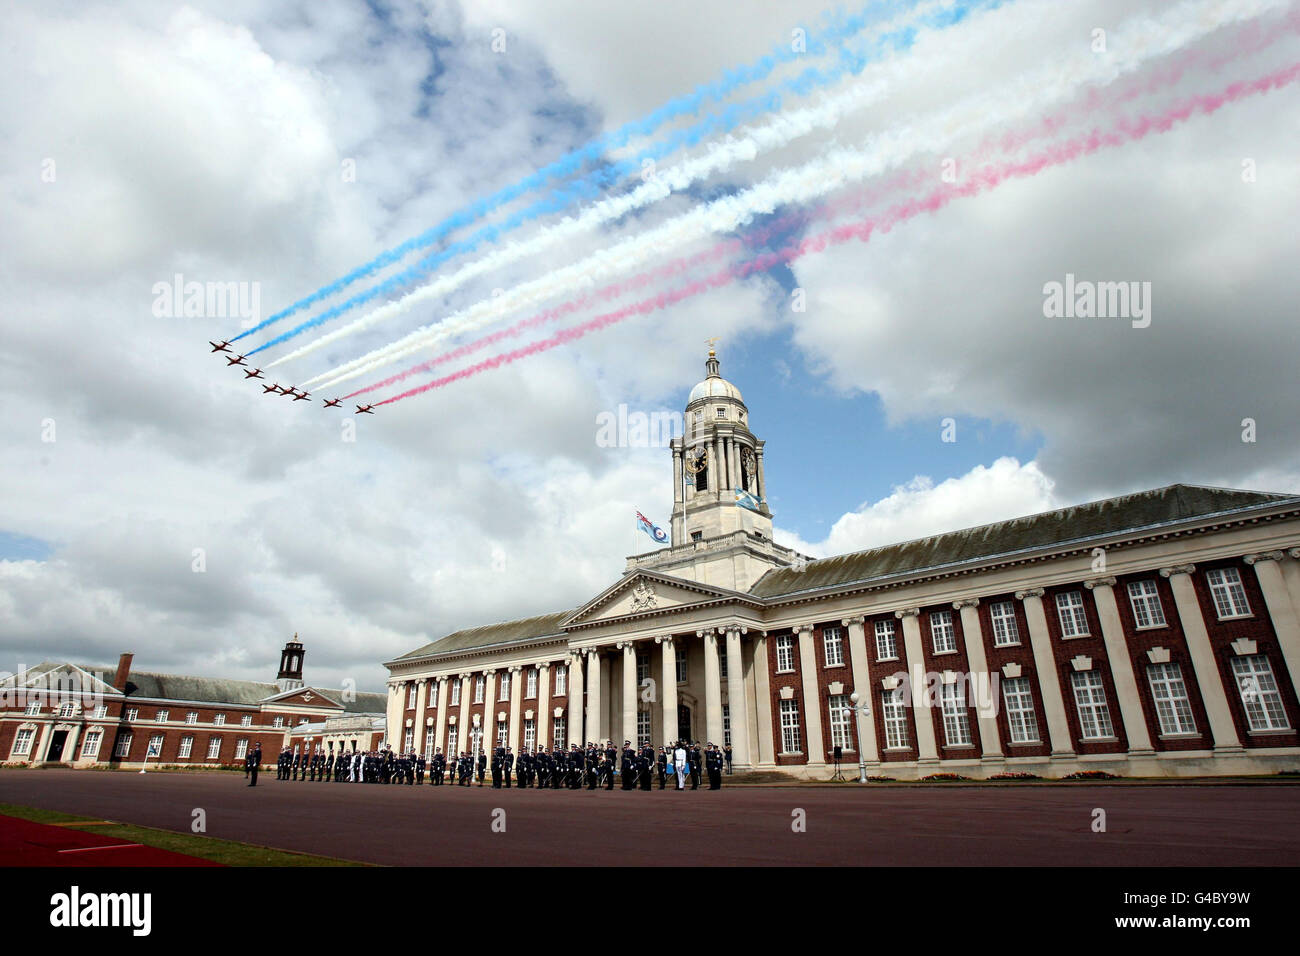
(0, 636, 386, 768)
(384, 351, 1300, 779)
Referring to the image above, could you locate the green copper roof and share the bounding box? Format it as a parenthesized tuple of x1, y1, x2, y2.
(394, 610, 572, 662)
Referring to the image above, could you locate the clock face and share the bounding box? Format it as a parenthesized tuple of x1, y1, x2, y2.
(684, 447, 708, 473)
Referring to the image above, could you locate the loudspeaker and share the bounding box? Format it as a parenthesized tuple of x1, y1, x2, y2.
(833, 745, 843, 760)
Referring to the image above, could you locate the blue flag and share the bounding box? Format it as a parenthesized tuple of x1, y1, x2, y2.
(734, 488, 764, 513)
(636, 511, 669, 544)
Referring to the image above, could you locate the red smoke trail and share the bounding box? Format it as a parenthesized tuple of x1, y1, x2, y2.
(373, 61, 1299, 406)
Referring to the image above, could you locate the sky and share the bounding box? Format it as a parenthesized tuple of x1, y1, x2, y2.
(2, 0, 1297, 694)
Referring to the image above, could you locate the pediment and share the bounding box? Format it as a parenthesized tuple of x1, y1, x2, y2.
(562, 571, 747, 628)
(262, 686, 343, 709)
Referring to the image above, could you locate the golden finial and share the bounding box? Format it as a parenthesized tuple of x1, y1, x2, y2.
(705, 336, 720, 357)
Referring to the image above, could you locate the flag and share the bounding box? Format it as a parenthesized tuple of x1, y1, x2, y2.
(147, 738, 162, 757)
(636, 511, 669, 545)
(734, 488, 764, 513)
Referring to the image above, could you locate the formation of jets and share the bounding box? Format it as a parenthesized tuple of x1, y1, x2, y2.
(212, 340, 374, 414)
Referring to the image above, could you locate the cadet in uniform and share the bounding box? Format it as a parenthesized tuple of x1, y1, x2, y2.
(689, 743, 703, 790)
(491, 746, 504, 789)
(706, 743, 723, 789)
(416, 752, 427, 784)
(656, 747, 668, 789)
(620, 742, 635, 791)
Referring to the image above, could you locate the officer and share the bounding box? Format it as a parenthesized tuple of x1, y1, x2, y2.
(476, 748, 487, 787)
(689, 742, 703, 790)
(503, 747, 514, 788)
(656, 747, 668, 790)
(603, 741, 617, 790)
(707, 742, 723, 790)
(491, 745, 504, 789)
(638, 744, 653, 791)
(416, 751, 427, 784)
(246, 742, 262, 786)
(724, 743, 734, 775)
(515, 748, 529, 788)
(620, 742, 635, 791)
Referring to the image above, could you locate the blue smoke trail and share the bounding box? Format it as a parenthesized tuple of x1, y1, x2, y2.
(234, 0, 916, 344)
(247, 0, 1003, 357)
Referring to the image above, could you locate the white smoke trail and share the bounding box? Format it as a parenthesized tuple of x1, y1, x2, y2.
(308, 0, 1287, 390)
(265, 0, 968, 371)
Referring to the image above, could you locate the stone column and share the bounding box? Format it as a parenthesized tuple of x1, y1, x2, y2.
(672, 444, 684, 506)
(1084, 577, 1154, 754)
(434, 677, 448, 759)
(895, 609, 938, 763)
(413, 678, 429, 755)
(585, 649, 603, 743)
(842, 616, 879, 764)
(482, 670, 497, 749)
(1015, 589, 1074, 757)
(1245, 552, 1300, 693)
(755, 444, 766, 501)
(619, 641, 637, 745)
(724, 625, 751, 767)
(701, 629, 725, 745)
(753, 634, 774, 765)
(713, 436, 724, 500)
(794, 624, 826, 765)
(727, 438, 740, 495)
(1160, 565, 1243, 752)
(507, 666, 523, 751)
(536, 663, 551, 749)
(657, 636, 678, 745)
(953, 599, 1003, 762)
(457, 673, 471, 753)
(567, 653, 584, 746)
(385, 682, 403, 751)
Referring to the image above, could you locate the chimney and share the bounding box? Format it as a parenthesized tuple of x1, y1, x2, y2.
(113, 652, 134, 691)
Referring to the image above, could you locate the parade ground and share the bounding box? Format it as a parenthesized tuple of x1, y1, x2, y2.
(2, 770, 1298, 866)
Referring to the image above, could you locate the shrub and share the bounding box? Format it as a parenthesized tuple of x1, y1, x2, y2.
(1061, 770, 1119, 780)
(920, 772, 970, 782)
(989, 771, 1040, 780)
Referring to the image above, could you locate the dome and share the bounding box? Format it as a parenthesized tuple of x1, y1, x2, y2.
(686, 349, 744, 405)
(688, 376, 743, 404)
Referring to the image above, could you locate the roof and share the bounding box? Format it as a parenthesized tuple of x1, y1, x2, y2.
(393, 610, 572, 662)
(0, 662, 121, 697)
(687, 376, 743, 404)
(749, 484, 1297, 599)
(76, 669, 386, 713)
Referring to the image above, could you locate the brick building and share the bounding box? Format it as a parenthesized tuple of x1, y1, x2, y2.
(384, 350, 1300, 779)
(0, 636, 386, 769)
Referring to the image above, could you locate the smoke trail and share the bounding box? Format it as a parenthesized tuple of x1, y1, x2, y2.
(232, 0, 931, 342)
(251, 0, 1002, 357)
(373, 61, 1300, 405)
(345, 10, 1294, 401)
(308, 0, 1285, 391)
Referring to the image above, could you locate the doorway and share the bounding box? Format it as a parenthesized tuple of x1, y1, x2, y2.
(677, 705, 692, 743)
(46, 730, 67, 762)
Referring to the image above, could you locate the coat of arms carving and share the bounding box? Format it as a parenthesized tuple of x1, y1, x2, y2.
(630, 579, 658, 612)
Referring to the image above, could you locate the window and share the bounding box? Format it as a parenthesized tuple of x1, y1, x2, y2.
(13, 729, 34, 756)
(499, 673, 510, 702)
(451, 682, 461, 706)
(637, 654, 650, 685)
(930, 611, 957, 654)
(690, 530, 703, 542)
(81, 730, 102, 758)
(58, 701, 78, 718)
(496, 719, 508, 747)
(526, 669, 538, 698)
(1147, 663, 1195, 735)
(1056, 591, 1090, 637)
(553, 715, 567, 745)
(940, 682, 972, 746)
(776, 635, 796, 673)
(407, 684, 417, 708)
(155, 709, 169, 722)
(447, 727, 458, 754)
(823, 627, 844, 667)
(114, 733, 133, 758)
(24, 700, 41, 716)
(716, 406, 726, 418)
(555, 665, 567, 697)
(92, 704, 108, 719)
(722, 704, 731, 748)
(404, 729, 414, 751)
(828, 694, 852, 750)
(1206, 567, 1251, 619)
(1070, 671, 1115, 739)
(126, 708, 139, 722)
(429, 683, 439, 707)
(676, 650, 688, 684)
(1002, 677, 1040, 743)
(272, 716, 284, 729)
(206, 737, 222, 759)
(719, 652, 727, 681)
(779, 699, 802, 753)
(1231, 655, 1289, 731)
(147, 734, 164, 757)
(424, 729, 436, 756)
(240, 715, 252, 727)
(637, 708, 651, 747)
(235, 739, 249, 759)
(1127, 580, 1167, 629)
(875, 620, 898, 660)
(882, 689, 910, 749)
(474, 676, 485, 704)
(213, 713, 226, 726)
(989, 601, 1020, 646)
(523, 718, 536, 751)
(185, 711, 198, 724)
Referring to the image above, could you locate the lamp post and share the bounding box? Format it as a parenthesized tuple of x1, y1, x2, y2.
(847, 692, 871, 784)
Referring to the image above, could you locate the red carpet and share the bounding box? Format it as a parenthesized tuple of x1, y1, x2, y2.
(0, 814, 222, 867)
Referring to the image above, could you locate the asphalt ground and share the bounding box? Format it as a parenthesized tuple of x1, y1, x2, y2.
(2, 769, 1297, 866)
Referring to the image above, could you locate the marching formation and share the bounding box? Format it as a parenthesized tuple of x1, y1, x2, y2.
(273, 741, 729, 790)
